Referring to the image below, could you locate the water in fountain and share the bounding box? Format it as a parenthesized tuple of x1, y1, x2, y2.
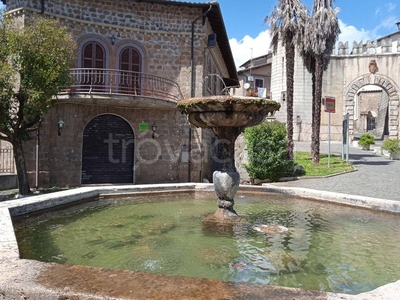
(13, 192, 400, 295)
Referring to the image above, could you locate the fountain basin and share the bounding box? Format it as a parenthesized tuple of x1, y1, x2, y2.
(177, 95, 280, 128)
(2, 184, 400, 299)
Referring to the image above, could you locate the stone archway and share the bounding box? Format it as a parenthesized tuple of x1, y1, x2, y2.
(344, 74, 400, 140)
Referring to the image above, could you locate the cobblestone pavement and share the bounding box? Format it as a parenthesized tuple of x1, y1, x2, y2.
(269, 141, 400, 201)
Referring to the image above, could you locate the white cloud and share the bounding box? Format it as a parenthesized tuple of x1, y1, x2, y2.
(230, 21, 376, 68)
(337, 20, 374, 44)
(229, 22, 370, 68)
(229, 30, 272, 69)
(386, 2, 396, 12)
(230, 17, 391, 65)
(374, 15, 398, 33)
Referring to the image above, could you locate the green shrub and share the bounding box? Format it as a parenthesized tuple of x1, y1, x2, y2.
(244, 121, 293, 182)
(358, 133, 375, 149)
(381, 139, 400, 156)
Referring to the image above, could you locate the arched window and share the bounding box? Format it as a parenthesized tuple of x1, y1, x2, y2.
(81, 42, 106, 92)
(119, 47, 141, 94)
(83, 42, 105, 68)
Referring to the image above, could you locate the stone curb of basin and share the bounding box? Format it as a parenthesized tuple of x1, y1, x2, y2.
(0, 183, 399, 300)
(258, 184, 400, 215)
(249, 167, 358, 185)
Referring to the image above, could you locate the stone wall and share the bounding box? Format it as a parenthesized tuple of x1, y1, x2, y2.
(23, 104, 207, 187)
(4, 0, 227, 99)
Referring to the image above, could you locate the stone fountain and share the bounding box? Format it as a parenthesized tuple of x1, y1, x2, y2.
(177, 95, 280, 220)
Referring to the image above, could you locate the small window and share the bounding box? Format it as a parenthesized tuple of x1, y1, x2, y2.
(255, 78, 264, 89)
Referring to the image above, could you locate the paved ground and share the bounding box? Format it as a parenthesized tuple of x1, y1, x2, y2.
(270, 141, 400, 201)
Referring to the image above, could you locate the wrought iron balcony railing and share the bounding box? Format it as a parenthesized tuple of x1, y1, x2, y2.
(61, 68, 184, 103)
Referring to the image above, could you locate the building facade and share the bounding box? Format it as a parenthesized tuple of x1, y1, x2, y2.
(271, 29, 400, 142)
(0, 0, 238, 188)
(234, 52, 272, 99)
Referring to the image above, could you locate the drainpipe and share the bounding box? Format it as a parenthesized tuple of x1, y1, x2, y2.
(296, 116, 302, 142)
(40, 0, 45, 15)
(191, 4, 212, 97)
(35, 129, 40, 189)
(188, 127, 192, 182)
(188, 4, 212, 182)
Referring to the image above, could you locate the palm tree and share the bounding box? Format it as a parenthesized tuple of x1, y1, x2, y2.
(267, 0, 308, 161)
(300, 0, 340, 165)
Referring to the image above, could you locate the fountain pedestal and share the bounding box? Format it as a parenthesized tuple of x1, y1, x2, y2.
(211, 126, 241, 217)
(213, 170, 240, 217)
(177, 96, 280, 220)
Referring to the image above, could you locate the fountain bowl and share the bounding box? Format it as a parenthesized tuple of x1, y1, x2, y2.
(177, 95, 280, 128)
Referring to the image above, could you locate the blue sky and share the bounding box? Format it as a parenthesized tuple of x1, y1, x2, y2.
(218, 0, 400, 67)
(2, 1, 399, 68)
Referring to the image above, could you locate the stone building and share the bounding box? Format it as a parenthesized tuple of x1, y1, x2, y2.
(234, 52, 272, 99)
(0, 0, 238, 188)
(271, 28, 400, 142)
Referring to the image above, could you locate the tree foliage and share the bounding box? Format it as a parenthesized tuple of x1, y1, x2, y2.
(267, 0, 308, 161)
(244, 121, 294, 182)
(0, 16, 76, 194)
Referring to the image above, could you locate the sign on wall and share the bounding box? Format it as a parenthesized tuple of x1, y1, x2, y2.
(139, 123, 148, 131)
(324, 96, 336, 113)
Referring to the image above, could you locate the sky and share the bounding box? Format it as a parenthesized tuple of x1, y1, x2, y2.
(216, 0, 400, 68)
(1, 1, 399, 69)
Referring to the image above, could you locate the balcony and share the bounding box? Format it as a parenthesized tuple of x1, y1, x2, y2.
(57, 68, 184, 109)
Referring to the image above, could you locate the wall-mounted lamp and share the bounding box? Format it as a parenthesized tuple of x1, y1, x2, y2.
(58, 119, 65, 136)
(396, 19, 400, 32)
(110, 35, 116, 45)
(151, 122, 157, 139)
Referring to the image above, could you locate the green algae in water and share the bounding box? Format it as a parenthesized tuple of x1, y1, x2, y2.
(13, 192, 400, 294)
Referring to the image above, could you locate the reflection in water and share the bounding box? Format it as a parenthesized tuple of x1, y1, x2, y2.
(13, 192, 400, 295)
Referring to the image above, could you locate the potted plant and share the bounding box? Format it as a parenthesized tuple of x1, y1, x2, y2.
(381, 139, 400, 160)
(358, 133, 375, 150)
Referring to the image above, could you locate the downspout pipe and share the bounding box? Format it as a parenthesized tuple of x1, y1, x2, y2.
(191, 4, 212, 97)
(40, 0, 45, 14)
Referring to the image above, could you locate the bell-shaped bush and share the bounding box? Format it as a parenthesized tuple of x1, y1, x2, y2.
(244, 121, 293, 182)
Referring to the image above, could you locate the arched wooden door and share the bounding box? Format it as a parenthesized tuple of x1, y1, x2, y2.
(81, 114, 134, 184)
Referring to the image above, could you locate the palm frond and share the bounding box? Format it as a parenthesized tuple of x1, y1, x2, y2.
(267, 0, 309, 53)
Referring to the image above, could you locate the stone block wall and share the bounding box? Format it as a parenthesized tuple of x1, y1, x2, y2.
(23, 104, 203, 187)
(4, 0, 227, 99)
